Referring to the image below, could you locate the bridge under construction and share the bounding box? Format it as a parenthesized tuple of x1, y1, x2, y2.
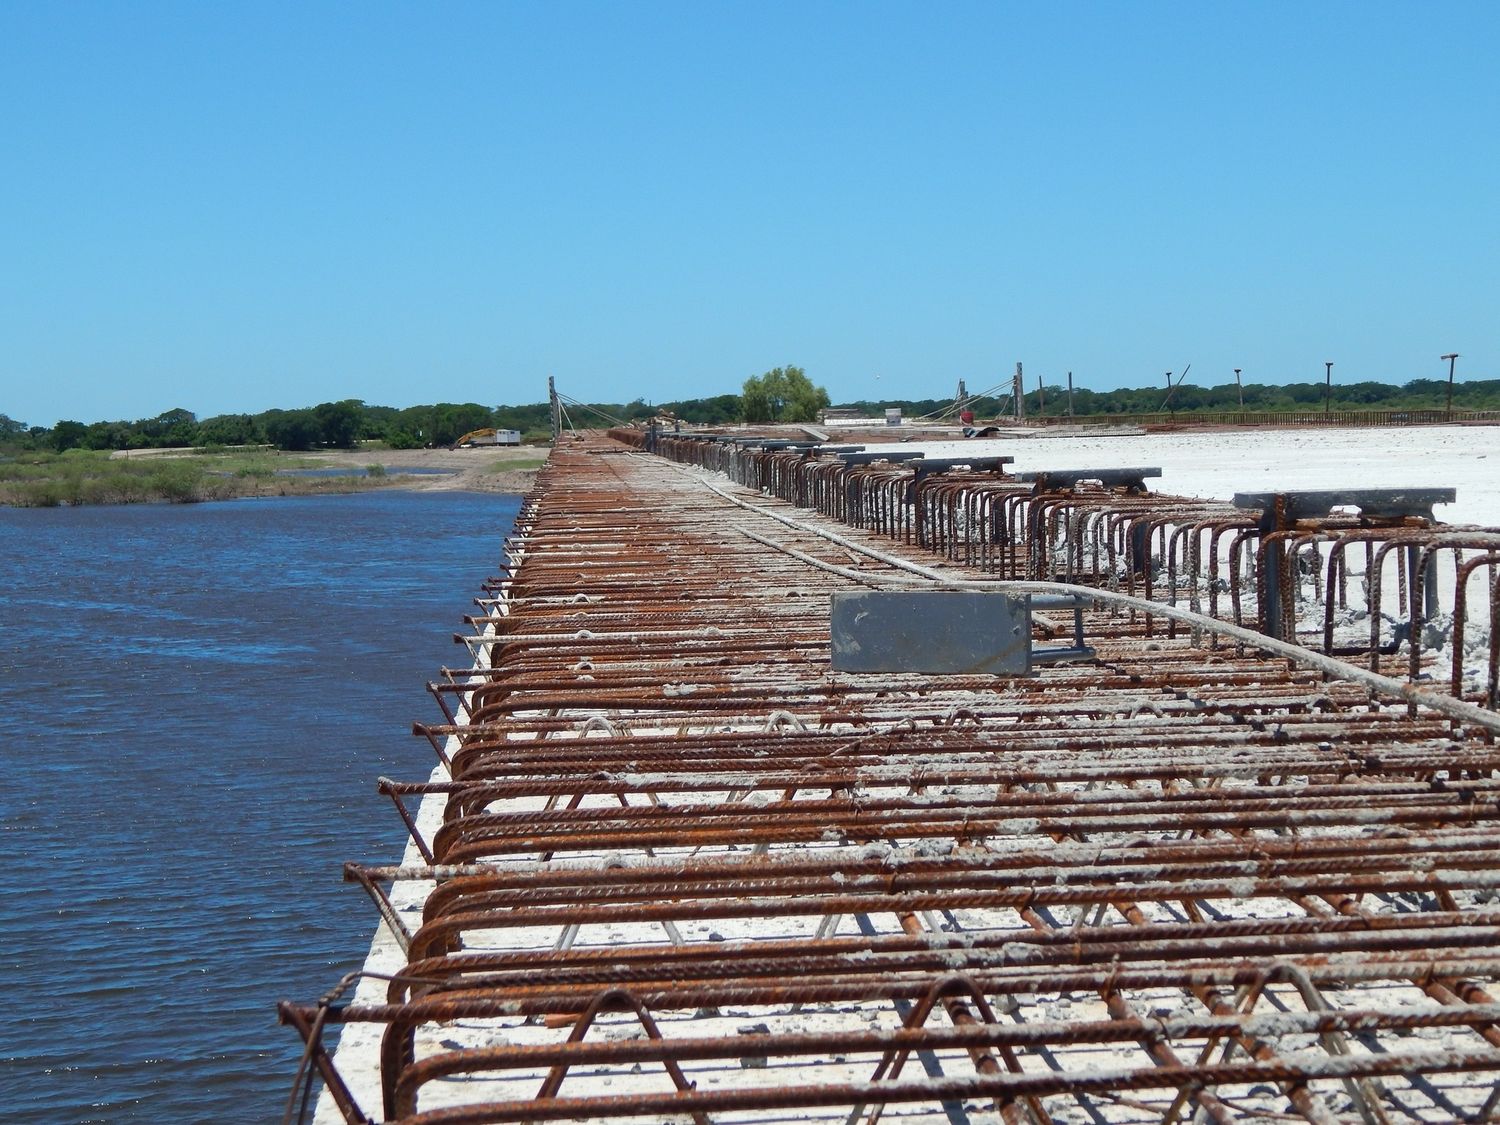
(283, 428, 1500, 1125)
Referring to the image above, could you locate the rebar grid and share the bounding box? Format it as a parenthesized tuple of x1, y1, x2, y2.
(636, 430, 1498, 700)
(285, 433, 1500, 1125)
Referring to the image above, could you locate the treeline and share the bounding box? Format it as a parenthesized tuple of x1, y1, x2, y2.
(4, 377, 1498, 454)
(840, 376, 1500, 420)
(0, 399, 629, 453)
(0, 395, 745, 454)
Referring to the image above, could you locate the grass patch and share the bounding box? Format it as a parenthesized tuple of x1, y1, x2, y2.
(0, 448, 390, 507)
(208, 450, 319, 473)
(0, 453, 209, 506)
(0, 453, 349, 510)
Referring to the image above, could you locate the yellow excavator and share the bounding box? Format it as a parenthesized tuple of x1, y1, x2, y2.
(450, 428, 499, 449)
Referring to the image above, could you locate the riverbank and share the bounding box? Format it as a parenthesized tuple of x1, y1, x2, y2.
(0, 445, 544, 506)
(288, 446, 545, 495)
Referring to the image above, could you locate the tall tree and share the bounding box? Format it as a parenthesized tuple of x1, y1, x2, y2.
(51, 420, 87, 451)
(262, 409, 320, 451)
(313, 400, 363, 449)
(197, 414, 262, 447)
(741, 365, 830, 423)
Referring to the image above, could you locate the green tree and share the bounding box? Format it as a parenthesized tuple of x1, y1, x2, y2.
(623, 398, 655, 421)
(262, 409, 320, 451)
(384, 427, 423, 449)
(661, 394, 742, 424)
(197, 414, 262, 447)
(430, 402, 496, 446)
(82, 421, 131, 450)
(126, 408, 199, 447)
(359, 404, 397, 440)
(741, 365, 830, 423)
(159, 408, 200, 446)
(313, 400, 363, 449)
(52, 420, 87, 451)
(390, 405, 432, 446)
(493, 402, 553, 434)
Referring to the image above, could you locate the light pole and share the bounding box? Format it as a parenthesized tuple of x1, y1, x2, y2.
(1324, 361, 1333, 416)
(1442, 353, 1460, 419)
(1234, 368, 1243, 412)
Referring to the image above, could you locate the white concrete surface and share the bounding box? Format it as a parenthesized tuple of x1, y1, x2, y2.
(858, 424, 1500, 526)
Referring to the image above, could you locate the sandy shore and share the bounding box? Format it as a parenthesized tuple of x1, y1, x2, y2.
(299, 445, 546, 494)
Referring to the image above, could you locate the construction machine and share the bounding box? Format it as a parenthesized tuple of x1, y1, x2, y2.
(451, 428, 499, 449)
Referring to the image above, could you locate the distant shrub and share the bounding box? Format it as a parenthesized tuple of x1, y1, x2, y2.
(17, 478, 74, 506)
(385, 429, 422, 450)
(146, 460, 205, 502)
(366, 463, 387, 478)
(80, 475, 132, 505)
(196, 474, 240, 501)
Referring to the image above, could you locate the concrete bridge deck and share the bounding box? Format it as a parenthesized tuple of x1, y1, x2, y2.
(286, 432, 1500, 1125)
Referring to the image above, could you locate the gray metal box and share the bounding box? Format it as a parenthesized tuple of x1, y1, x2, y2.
(830, 590, 1031, 675)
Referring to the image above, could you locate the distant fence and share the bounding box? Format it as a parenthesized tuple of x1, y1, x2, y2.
(1040, 409, 1500, 429)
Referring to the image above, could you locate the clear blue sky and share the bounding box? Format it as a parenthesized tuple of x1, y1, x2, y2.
(2, 2, 1495, 427)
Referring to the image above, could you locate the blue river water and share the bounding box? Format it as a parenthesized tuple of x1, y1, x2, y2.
(0, 490, 520, 1122)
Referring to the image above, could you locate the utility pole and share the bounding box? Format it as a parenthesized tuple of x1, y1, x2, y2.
(1159, 365, 1192, 414)
(1066, 372, 1075, 418)
(1014, 362, 1025, 422)
(1324, 361, 1333, 417)
(548, 375, 560, 443)
(1037, 373, 1045, 417)
(1442, 353, 1460, 419)
(1234, 368, 1243, 412)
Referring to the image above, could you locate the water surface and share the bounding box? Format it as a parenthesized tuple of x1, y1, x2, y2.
(0, 490, 519, 1122)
